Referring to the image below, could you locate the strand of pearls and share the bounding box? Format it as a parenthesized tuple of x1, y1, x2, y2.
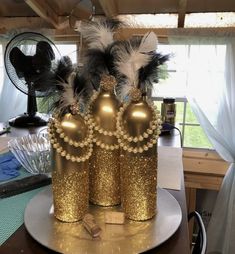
(93, 137, 119, 150)
(50, 134, 93, 162)
(116, 100, 162, 154)
(88, 90, 119, 151)
(48, 116, 93, 148)
(48, 117, 93, 162)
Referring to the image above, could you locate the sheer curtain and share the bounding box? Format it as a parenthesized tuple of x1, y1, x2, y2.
(0, 39, 27, 123)
(169, 35, 235, 253)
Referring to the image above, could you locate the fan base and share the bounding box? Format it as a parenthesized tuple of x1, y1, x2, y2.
(9, 113, 48, 127)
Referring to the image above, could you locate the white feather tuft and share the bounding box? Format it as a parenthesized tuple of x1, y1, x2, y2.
(116, 32, 159, 90)
(139, 32, 158, 53)
(80, 20, 114, 51)
(57, 72, 77, 112)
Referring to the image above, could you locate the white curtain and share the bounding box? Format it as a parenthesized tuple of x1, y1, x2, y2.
(0, 39, 27, 122)
(169, 35, 235, 253)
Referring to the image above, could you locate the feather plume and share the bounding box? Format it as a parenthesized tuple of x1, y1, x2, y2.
(81, 19, 122, 89)
(139, 53, 169, 91)
(80, 19, 121, 52)
(114, 32, 158, 99)
(82, 46, 115, 89)
(40, 56, 73, 93)
(55, 56, 73, 83)
(139, 32, 158, 53)
(56, 72, 77, 113)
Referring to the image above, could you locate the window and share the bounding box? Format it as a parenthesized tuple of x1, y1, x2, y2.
(153, 44, 226, 149)
(55, 43, 78, 64)
(0, 45, 4, 94)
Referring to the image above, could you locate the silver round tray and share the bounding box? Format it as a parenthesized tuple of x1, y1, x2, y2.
(24, 186, 182, 254)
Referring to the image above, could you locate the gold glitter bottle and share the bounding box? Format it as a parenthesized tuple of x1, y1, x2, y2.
(117, 89, 161, 221)
(89, 74, 121, 206)
(49, 112, 93, 222)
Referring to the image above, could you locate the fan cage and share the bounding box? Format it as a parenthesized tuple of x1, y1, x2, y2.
(4, 32, 61, 97)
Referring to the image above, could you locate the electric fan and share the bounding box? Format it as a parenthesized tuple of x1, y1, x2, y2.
(4, 32, 60, 127)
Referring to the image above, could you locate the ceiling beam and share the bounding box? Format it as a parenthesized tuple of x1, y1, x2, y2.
(0, 17, 51, 33)
(116, 27, 235, 40)
(98, 0, 118, 17)
(25, 0, 60, 29)
(178, 0, 187, 28)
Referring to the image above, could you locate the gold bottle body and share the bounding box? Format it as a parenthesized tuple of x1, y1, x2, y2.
(120, 99, 158, 221)
(51, 113, 89, 222)
(89, 89, 121, 206)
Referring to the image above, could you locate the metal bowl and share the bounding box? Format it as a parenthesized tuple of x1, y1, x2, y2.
(8, 134, 51, 175)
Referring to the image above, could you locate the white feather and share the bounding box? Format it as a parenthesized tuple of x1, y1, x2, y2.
(116, 33, 157, 82)
(139, 32, 158, 53)
(58, 72, 77, 111)
(80, 20, 114, 51)
(115, 32, 158, 99)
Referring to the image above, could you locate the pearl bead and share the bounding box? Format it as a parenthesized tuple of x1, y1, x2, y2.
(143, 133, 148, 138)
(53, 143, 58, 148)
(138, 136, 144, 141)
(133, 137, 138, 142)
(56, 147, 61, 153)
(59, 133, 65, 138)
(143, 145, 148, 151)
(61, 151, 66, 157)
(147, 129, 153, 134)
(139, 148, 143, 153)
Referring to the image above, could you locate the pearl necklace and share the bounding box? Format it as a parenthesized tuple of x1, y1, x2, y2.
(88, 89, 119, 151)
(116, 102, 162, 142)
(116, 100, 162, 154)
(48, 117, 93, 163)
(49, 116, 93, 148)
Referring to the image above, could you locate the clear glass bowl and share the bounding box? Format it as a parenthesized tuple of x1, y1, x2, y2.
(8, 133, 51, 175)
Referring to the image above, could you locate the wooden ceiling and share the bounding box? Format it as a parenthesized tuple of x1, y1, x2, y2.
(0, 0, 235, 35)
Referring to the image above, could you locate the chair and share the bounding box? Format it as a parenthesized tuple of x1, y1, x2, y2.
(188, 211, 207, 254)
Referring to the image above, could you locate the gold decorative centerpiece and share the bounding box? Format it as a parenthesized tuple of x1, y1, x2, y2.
(48, 73, 93, 222)
(45, 18, 169, 224)
(89, 74, 120, 206)
(115, 32, 169, 220)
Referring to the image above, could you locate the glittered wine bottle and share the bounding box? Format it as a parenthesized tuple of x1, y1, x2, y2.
(117, 88, 161, 221)
(89, 74, 121, 206)
(48, 110, 93, 222)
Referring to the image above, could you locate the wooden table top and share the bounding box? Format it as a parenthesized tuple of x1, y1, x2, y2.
(0, 124, 190, 254)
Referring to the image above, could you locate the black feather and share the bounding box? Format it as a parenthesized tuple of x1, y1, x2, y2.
(55, 56, 73, 83)
(83, 45, 117, 90)
(138, 53, 170, 91)
(81, 18, 123, 90)
(99, 18, 123, 30)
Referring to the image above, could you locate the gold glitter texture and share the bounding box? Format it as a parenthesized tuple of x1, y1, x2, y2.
(51, 113, 90, 222)
(100, 74, 117, 91)
(120, 153, 158, 221)
(52, 160, 89, 222)
(89, 145, 120, 206)
(89, 80, 121, 206)
(129, 88, 142, 102)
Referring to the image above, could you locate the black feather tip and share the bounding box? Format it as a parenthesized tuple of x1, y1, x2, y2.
(138, 53, 170, 90)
